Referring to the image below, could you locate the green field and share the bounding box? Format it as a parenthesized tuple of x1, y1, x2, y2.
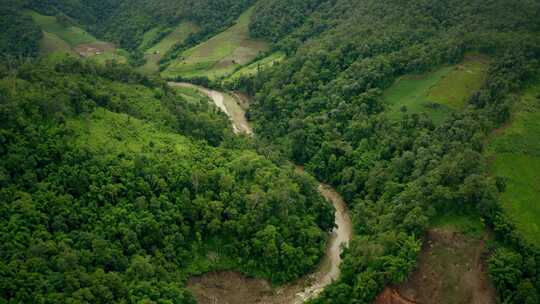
(39, 31, 76, 55)
(383, 56, 489, 123)
(486, 82, 540, 246)
(139, 22, 199, 73)
(163, 7, 269, 79)
(225, 52, 285, 82)
(26, 10, 97, 46)
(68, 108, 192, 158)
(26, 10, 128, 63)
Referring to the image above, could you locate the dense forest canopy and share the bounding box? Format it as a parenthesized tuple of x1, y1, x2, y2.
(238, 0, 540, 303)
(0, 1, 42, 57)
(1, 0, 540, 303)
(0, 58, 334, 303)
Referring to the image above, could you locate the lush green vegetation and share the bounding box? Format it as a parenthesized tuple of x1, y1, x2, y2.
(0, 59, 334, 303)
(26, 10, 98, 47)
(382, 55, 489, 124)
(234, 0, 540, 303)
(27, 0, 256, 51)
(23, 10, 128, 64)
(224, 51, 285, 86)
(0, 3, 42, 57)
(139, 22, 199, 74)
(431, 212, 486, 239)
(486, 83, 540, 246)
(2, 1, 540, 303)
(163, 7, 268, 80)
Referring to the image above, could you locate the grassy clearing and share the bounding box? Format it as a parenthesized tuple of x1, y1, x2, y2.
(163, 7, 268, 79)
(140, 22, 199, 74)
(39, 31, 76, 56)
(383, 55, 489, 123)
(225, 52, 285, 82)
(170, 85, 210, 104)
(26, 10, 97, 46)
(427, 56, 489, 109)
(27, 10, 128, 63)
(486, 82, 540, 246)
(67, 108, 192, 160)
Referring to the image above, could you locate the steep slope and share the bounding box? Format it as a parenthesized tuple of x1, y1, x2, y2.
(486, 82, 540, 246)
(25, 10, 128, 63)
(0, 59, 334, 303)
(234, 1, 540, 303)
(163, 7, 268, 80)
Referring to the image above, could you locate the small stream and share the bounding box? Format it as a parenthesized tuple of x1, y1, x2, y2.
(168, 82, 352, 304)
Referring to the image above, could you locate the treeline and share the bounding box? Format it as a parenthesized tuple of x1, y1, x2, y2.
(0, 58, 334, 303)
(235, 0, 540, 302)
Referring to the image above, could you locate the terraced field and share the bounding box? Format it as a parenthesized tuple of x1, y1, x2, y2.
(26, 10, 127, 63)
(139, 22, 199, 73)
(383, 55, 489, 123)
(163, 7, 269, 79)
(486, 82, 540, 246)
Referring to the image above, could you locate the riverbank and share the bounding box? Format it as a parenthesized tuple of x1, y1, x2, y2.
(168, 82, 353, 303)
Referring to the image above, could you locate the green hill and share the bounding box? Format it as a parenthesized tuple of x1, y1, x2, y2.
(0, 59, 333, 303)
(383, 55, 489, 123)
(162, 7, 268, 79)
(2, 1, 540, 304)
(25, 10, 128, 63)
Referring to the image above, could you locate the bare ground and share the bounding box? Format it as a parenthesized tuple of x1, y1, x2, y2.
(375, 229, 496, 304)
(74, 42, 115, 57)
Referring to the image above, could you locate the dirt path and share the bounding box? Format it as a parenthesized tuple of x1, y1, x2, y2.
(168, 82, 352, 303)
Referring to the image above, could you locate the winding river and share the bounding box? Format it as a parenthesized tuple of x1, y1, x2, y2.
(168, 82, 353, 304)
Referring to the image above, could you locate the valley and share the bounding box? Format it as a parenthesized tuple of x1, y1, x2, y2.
(166, 81, 352, 303)
(1, 1, 539, 304)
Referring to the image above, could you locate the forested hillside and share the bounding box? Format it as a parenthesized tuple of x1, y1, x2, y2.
(238, 0, 540, 303)
(0, 1, 42, 57)
(0, 58, 333, 303)
(1, 0, 540, 303)
(27, 0, 255, 50)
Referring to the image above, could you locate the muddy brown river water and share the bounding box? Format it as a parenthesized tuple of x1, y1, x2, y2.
(168, 82, 352, 303)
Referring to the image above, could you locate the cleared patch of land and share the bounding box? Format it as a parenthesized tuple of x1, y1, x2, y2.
(39, 31, 76, 56)
(68, 108, 191, 157)
(383, 55, 489, 123)
(486, 82, 540, 246)
(26, 10, 127, 63)
(375, 214, 495, 304)
(163, 7, 268, 79)
(139, 22, 199, 73)
(26, 10, 97, 47)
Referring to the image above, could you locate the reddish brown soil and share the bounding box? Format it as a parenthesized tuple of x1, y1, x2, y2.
(375, 229, 496, 304)
(375, 288, 417, 304)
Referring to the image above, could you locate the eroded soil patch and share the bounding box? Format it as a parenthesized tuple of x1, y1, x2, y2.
(375, 229, 496, 304)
